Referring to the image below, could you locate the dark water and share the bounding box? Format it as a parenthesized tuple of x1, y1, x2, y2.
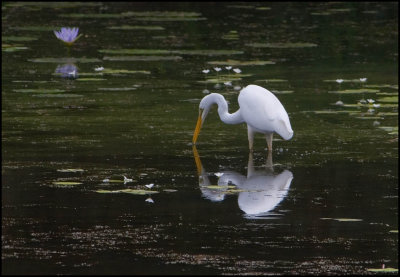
(2, 2, 398, 275)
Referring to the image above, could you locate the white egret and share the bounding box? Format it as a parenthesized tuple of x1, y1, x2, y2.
(192, 84, 293, 151)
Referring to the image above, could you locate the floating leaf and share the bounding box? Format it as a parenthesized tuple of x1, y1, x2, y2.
(100, 49, 243, 56)
(52, 181, 82, 186)
(29, 57, 101, 63)
(377, 96, 398, 103)
(367, 268, 398, 273)
(389, 230, 398, 233)
(329, 88, 380, 94)
(204, 185, 236, 190)
(366, 84, 398, 89)
(247, 42, 317, 48)
(77, 78, 106, 81)
(2, 44, 28, 52)
(13, 89, 65, 93)
(57, 169, 84, 173)
(96, 189, 159, 195)
(163, 189, 178, 192)
(2, 36, 38, 42)
(103, 55, 183, 61)
(98, 87, 137, 91)
(207, 59, 274, 66)
(107, 25, 165, 30)
(33, 94, 83, 98)
(255, 79, 288, 83)
(101, 68, 151, 74)
(10, 26, 62, 31)
(256, 7, 271, 10)
(321, 217, 363, 222)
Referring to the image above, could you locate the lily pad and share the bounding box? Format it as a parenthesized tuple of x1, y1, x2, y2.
(29, 57, 101, 63)
(204, 185, 236, 190)
(121, 11, 203, 17)
(377, 96, 398, 103)
(255, 79, 288, 83)
(100, 49, 243, 56)
(2, 44, 29, 52)
(207, 59, 274, 66)
(107, 25, 165, 30)
(13, 89, 65, 93)
(96, 189, 159, 195)
(52, 181, 82, 186)
(10, 26, 61, 31)
(367, 268, 398, 273)
(60, 13, 124, 18)
(389, 230, 398, 233)
(103, 55, 183, 61)
(329, 88, 380, 94)
(378, 126, 398, 134)
(57, 169, 84, 173)
(33, 94, 84, 98)
(2, 36, 38, 42)
(163, 189, 178, 192)
(77, 78, 106, 81)
(98, 87, 138, 91)
(101, 68, 151, 74)
(247, 42, 318, 48)
(321, 218, 363, 222)
(366, 84, 398, 89)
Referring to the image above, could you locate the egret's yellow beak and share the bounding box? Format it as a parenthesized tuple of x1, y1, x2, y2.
(192, 145, 202, 175)
(192, 109, 203, 144)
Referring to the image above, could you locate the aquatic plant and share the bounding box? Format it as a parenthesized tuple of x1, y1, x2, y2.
(53, 27, 81, 46)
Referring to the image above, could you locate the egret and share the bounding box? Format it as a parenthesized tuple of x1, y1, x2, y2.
(192, 84, 293, 151)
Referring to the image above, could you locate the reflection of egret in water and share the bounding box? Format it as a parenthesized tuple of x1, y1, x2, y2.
(193, 146, 293, 218)
(55, 63, 78, 79)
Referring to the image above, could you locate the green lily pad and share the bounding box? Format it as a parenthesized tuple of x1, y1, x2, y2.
(2, 44, 29, 52)
(98, 87, 138, 91)
(100, 49, 243, 56)
(103, 55, 183, 61)
(57, 169, 84, 173)
(121, 11, 203, 17)
(60, 13, 124, 18)
(33, 94, 84, 98)
(247, 42, 317, 48)
(256, 7, 271, 10)
(52, 181, 82, 186)
(328, 8, 352, 12)
(13, 89, 65, 93)
(329, 88, 380, 94)
(366, 84, 398, 89)
(255, 79, 288, 83)
(311, 12, 332, 16)
(2, 36, 38, 42)
(10, 26, 61, 31)
(77, 78, 106, 81)
(271, 90, 294, 94)
(389, 230, 398, 233)
(207, 59, 274, 66)
(204, 185, 236, 190)
(107, 25, 165, 30)
(378, 126, 398, 133)
(367, 268, 398, 273)
(29, 57, 101, 63)
(101, 69, 151, 74)
(377, 96, 398, 103)
(96, 189, 159, 195)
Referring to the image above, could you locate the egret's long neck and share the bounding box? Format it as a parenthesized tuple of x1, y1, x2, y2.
(201, 93, 244, 125)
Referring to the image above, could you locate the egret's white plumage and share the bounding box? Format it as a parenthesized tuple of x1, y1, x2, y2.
(193, 84, 293, 150)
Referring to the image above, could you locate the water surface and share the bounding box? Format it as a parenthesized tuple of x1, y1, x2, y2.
(2, 2, 398, 275)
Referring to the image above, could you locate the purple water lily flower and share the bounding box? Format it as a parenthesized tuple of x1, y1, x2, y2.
(54, 27, 81, 46)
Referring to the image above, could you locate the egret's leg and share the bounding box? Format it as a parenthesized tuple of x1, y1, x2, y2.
(266, 149, 273, 169)
(247, 125, 254, 151)
(266, 133, 273, 151)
